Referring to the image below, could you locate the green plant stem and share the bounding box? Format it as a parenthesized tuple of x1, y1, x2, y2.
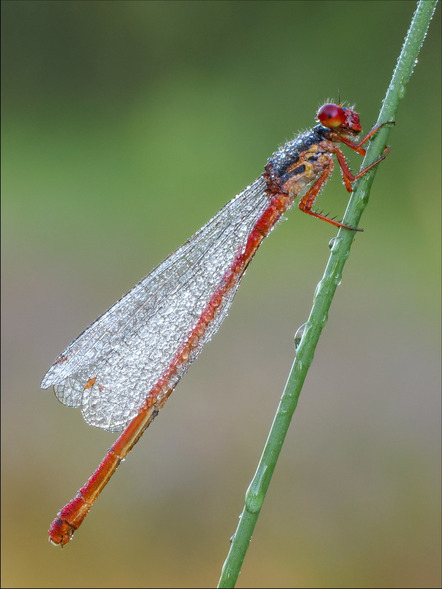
(217, 1, 438, 587)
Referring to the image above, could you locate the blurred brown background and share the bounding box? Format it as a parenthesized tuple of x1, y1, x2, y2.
(2, 1, 440, 587)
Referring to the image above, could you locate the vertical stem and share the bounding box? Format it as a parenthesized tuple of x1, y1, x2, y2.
(217, 1, 438, 587)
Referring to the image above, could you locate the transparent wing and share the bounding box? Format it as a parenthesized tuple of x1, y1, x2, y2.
(41, 176, 273, 432)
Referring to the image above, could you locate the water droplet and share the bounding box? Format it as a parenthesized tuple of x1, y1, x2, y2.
(314, 280, 321, 299)
(294, 323, 306, 350)
(328, 237, 337, 250)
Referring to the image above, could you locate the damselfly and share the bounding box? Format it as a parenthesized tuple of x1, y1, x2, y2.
(42, 103, 390, 545)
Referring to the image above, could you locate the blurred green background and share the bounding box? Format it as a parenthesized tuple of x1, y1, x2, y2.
(2, 1, 440, 587)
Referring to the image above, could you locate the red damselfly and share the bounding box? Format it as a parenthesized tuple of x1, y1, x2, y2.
(42, 103, 390, 545)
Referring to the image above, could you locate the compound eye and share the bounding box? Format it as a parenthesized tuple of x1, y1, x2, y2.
(317, 103, 346, 128)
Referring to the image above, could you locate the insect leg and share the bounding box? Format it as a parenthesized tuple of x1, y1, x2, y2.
(331, 145, 390, 192)
(339, 120, 394, 154)
(298, 163, 361, 231)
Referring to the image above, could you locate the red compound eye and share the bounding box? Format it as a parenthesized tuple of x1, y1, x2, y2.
(317, 103, 347, 128)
